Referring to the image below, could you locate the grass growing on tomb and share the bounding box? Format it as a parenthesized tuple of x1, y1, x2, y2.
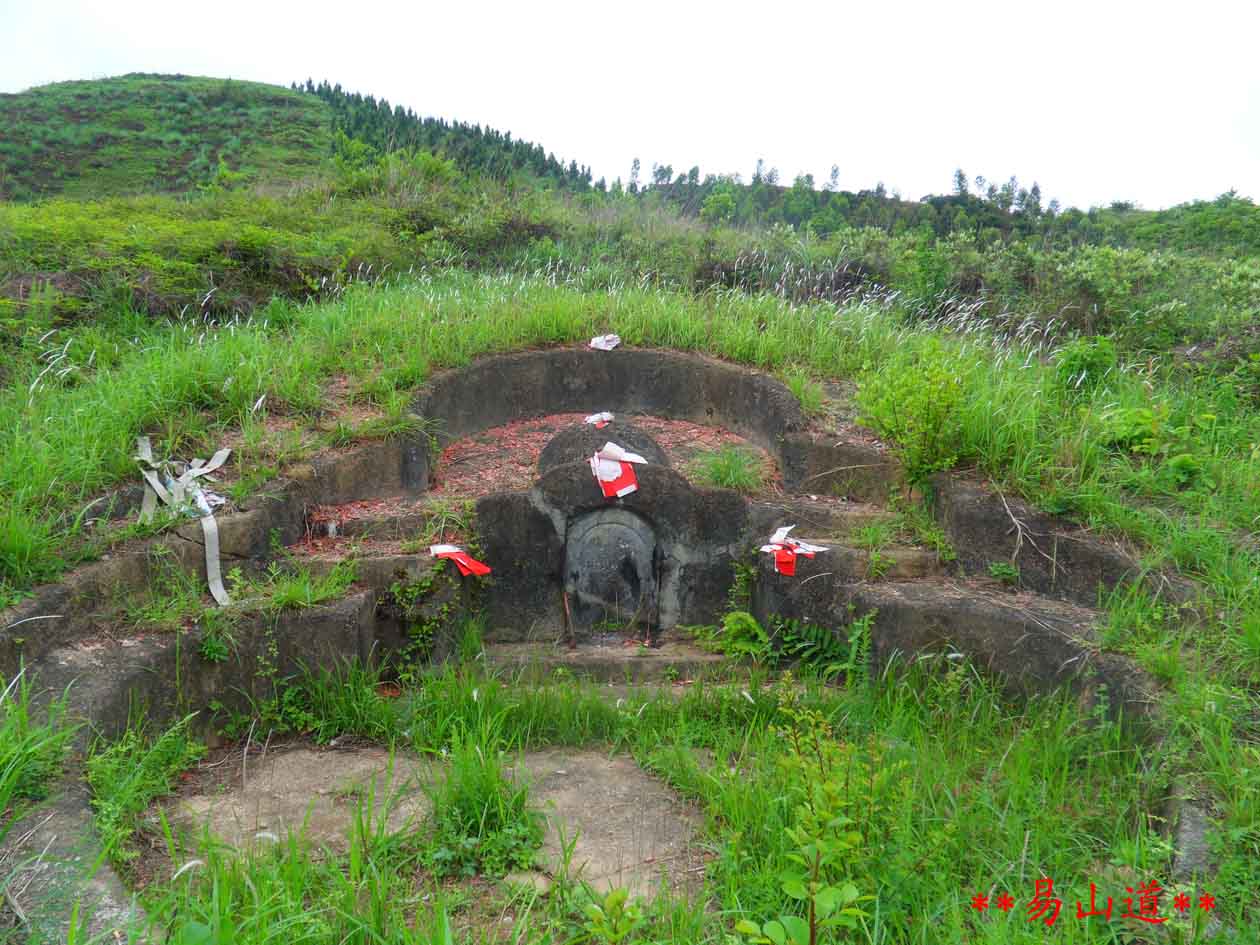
(3, 269, 1258, 939)
(783, 368, 826, 416)
(690, 445, 767, 493)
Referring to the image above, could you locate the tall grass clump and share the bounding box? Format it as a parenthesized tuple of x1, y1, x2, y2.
(690, 446, 767, 493)
(423, 715, 542, 878)
(86, 714, 205, 867)
(141, 808, 456, 945)
(0, 673, 75, 842)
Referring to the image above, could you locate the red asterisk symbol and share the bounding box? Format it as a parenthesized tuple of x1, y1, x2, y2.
(995, 892, 1015, 912)
(971, 893, 989, 911)
(1199, 893, 1216, 911)
(1173, 893, 1191, 912)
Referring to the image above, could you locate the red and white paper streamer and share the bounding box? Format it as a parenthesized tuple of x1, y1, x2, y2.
(760, 526, 828, 576)
(430, 544, 492, 577)
(585, 411, 614, 429)
(590, 441, 648, 499)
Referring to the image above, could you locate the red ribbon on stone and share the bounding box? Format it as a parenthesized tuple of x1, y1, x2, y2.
(760, 526, 828, 577)
(430, 544, 492, 576)
(590, 442, 648, 499)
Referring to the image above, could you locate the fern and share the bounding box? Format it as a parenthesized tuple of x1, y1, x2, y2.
(777, 611, 874, 684)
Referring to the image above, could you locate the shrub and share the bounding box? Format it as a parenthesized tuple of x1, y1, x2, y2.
(717, 611, 772, 662)
(856, 340, 966, 485)
(1055, 335, 1117, 395)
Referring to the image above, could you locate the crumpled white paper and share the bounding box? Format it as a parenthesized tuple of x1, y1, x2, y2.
(585, 411, 614, 428)
(589, 334, 621, 351)
(760, 525, 829, 555)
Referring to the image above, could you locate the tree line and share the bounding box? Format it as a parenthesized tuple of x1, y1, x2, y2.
(296, 79, 1260, 257)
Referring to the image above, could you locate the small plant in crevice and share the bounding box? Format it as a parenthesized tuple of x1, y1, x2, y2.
(388, 562, 461, 679)
(784, 369, 827, 417)
(196, 607, 237, 663)
(326, 419, 359, 447)
(988, 560, 1020, 586)
(727, 558, 757, 613)
(423, 717, 543, 878)
(690, 446, 766, 494)
(583, 887, 645, 945)
(229, 558, 358, 613)
(865, 548, 892, 580)
(889, 496, 957, 563)
(403, 497, 476, 549)
(697, 611, 771, 663)
(851, 521, 896, 578)
(126, 545, 208, 630)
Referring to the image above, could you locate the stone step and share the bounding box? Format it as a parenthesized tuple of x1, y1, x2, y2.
(483, 633, 730, 684)
(306, 495, 448, 541)
(307, 493, 902, 546)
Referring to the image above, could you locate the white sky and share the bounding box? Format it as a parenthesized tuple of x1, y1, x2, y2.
(2, 0, 1257, 210)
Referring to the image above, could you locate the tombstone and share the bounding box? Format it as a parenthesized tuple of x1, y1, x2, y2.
(564, 507, 658, 638)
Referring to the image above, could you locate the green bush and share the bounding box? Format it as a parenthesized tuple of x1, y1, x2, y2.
(1055, 335, 1117, 395)
(856, 339, 966, 485)
(719, 611, 772, 662)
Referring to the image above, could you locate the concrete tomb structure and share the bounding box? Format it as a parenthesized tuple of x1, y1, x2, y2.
(1, 345, 1190, 940)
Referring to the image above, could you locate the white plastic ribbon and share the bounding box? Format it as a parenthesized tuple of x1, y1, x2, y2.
(135, 436, 233, 605)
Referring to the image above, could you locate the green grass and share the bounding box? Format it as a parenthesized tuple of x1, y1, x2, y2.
(91, 656, 1245, 943)
(0, 672, 76, 842)
(423, 714, 543, 878)
(235, 559, 359, 613)
(85, 713, 205, 868)
(690, 445, 767, 493)
(784, 368, 826, 415)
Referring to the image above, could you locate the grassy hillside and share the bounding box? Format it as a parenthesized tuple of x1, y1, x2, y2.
(0, 73, 596, 203)
(0, 74, 330, 200)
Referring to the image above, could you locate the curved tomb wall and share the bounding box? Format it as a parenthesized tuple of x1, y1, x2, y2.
(413, 347, 807, 461)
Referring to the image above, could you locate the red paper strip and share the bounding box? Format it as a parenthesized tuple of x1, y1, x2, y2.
(597, 460, 638, 498)
(774, 546, 797, 576)
(769, 543, 815, 576)
(435, 549, 492, 576)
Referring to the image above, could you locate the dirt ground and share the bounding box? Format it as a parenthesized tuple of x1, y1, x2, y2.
(430, 412, 779, 497)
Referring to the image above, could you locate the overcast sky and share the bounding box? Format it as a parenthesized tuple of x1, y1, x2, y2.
(3, 0, 1257, 210)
